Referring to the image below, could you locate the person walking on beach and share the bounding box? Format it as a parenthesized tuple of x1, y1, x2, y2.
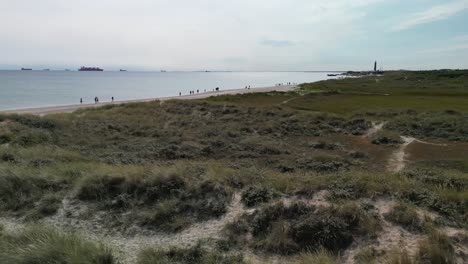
(111, 96, 114, 102)
(80, 98, 83, 104)
(179, 92, 181, 96)
(197, 89, 199, 94)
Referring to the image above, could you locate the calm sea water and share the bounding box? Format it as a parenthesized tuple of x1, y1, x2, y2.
(0, 71, 335, 111)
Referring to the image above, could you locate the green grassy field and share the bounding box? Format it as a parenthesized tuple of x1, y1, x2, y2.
(207, 70, 468, 115)
(0, 70, 467, 263)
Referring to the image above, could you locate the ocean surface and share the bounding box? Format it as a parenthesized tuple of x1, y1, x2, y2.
(0, 71, 336, 111)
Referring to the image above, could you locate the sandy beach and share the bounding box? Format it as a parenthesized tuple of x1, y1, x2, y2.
(1, 84, 297, 116)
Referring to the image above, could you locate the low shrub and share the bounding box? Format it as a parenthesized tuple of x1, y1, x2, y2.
(382, 249, 414, 264)
(241, 185, 277, 207)
(137, 243, 244, 264)
(139, 181, 231, 232)
(417, 230, 455, 264)
(386, 112, 468, 141)
(404, 168, 468, 191)
(345, 119, 372, 136)
(298, 248, 339, 264)
(0, 134, 12, 144)
(233, 201, 380, 254)
(14, 130, 52, 146)
(402, 189, 463, 220)
(296, 156, 348, 172)
(8, 114, 60, 130)
(222, 217, 250, 242)
(77, 173, 232, 232)
(0, 226, 115, 264)
(0, 174, 64, 213)
(384, 203, 423, 232)
(76, 172, 186, 207)
(349, 151, 369, 159)
(371, 130, 403, 145)
(353, 246, 379, 264)
(290, 204, 380, 253)
(1, 153, 18, 163)
(26, 194, 63, 220)
(308, 142, 343, 150)
(137, 199, 192, 232)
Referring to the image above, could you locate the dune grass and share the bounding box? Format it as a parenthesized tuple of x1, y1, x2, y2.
(0, 70, 466, 261)
(0, 226, 115, 264)
(137, 243, 244, 264)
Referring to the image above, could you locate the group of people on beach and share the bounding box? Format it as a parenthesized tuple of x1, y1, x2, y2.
(275, 82, 295, 86)
(79, 82, 295, 103)
(178, 82, 294, 97)
(80, 96, 114, 104)
(180, 87, 219, 96)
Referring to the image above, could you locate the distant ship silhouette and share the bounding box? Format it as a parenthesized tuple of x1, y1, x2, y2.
(79, 66, 103, 72)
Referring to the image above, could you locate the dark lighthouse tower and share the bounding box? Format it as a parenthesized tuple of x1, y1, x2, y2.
(374, 61, 377, 72)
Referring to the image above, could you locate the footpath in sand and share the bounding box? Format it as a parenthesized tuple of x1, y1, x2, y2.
(0, 85, 297, 116)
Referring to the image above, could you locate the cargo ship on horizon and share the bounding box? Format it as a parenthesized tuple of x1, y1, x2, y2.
(79, 66, 103, 72)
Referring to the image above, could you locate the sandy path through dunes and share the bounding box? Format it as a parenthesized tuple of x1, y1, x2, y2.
(387, 136, 415, 173)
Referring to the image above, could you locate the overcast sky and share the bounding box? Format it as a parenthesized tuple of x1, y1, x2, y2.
(1, 0, 468, 71)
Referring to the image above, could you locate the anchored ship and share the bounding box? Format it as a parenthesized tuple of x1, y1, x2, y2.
(79, 66, 103, 72)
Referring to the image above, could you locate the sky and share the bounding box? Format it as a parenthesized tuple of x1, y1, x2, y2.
(1, 0, 468, 71)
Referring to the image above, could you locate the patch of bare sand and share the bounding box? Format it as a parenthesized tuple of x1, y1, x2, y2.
(342, 199, 424, 264)
(1, 193, 247, 264)
(364, 122, 385, 138)
(0, 190, 334, 263)
(373, 199, 424, 257)
(387, 136, 415, 173)
(444, 227, 468, 263)
(2, 190, 465, 263)
(414, 208, 468, 263)
(281, 190, 331, 208)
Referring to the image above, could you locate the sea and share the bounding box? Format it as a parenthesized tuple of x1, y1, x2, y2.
(0, 70, 337, 111)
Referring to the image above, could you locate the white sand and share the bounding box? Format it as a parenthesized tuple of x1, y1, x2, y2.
(1, 85, 297, 116)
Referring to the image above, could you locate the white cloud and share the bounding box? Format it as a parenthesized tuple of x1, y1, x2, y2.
(391, 0, 468, 31)
(0, 0, 412, 70)
(417, 34, 468, 54)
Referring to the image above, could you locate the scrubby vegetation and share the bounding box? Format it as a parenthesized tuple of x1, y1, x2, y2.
(0, 70, 467, 263)
(370, 129, 403, 145)
(223, 201, 380, 255)
(137, 243, 244, 264)
(0, 226, 115, 264)
(417, 230, 456, 264)
(241, 185, 277, 207)
(386, 111, 468, 141)
(384, 203, 424, 232)
(298, 249, 339, 264)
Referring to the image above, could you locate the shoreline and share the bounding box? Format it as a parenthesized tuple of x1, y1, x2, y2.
(0, 84, 297, 116)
